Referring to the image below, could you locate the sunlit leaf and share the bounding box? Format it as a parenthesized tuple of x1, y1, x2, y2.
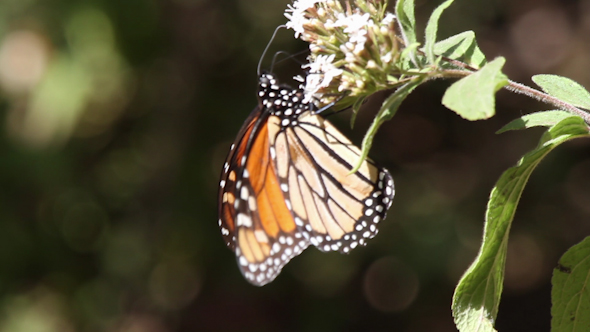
(533, 75, 590, 110)
(350, 95, 367, 129)
(395, 0, 417, 51)
(424, 0, 454, 64)
(399, 42, 421, 71)
(434, 31, 486, 69)
(552, 236, 590, 332)
(496, 110, 572, 133)
(452, 115, 590, 332)
(442, 57, 508, 121)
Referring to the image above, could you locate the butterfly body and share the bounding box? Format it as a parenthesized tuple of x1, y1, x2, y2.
(218, 73, 394, 286)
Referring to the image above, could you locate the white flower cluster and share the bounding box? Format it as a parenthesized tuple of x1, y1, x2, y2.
(284, 0, 398, 104)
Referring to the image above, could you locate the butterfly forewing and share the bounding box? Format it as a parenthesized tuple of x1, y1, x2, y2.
(218, 107, 264, 249)
(218, 73, 394, 286)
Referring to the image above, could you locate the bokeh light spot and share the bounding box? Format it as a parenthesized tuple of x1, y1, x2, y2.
(0, 287, 74, 332)
(565, 159, 590, 215)
(510, 7, 572, 72)
(148, 259, 202, 310)
(504, 232, 547, 292)
(61, 201, 109, 253)
(0, 30, 49, 94)
(101, 226, 152, 280)
(292, 251, 358, 297)
(363, 256, 420, 312)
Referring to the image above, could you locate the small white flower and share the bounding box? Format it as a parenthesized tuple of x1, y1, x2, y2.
(293, 75, 305, 83)
(285, 0, 325, 38)
(345, 52, 356, 63)
(341, 13, 372, 33)
(302, 74, 322, 102)
(381, 52, 393, 64)
(332, 13, 373, 55)
(285, 11, 307, 38)
(303, 54, 338, 74)
(382, 13, 396, 26)
(324, 18, 336, 29)
(320, 64, 343, 86)
(301, 54, 343, 102)
(338, 80, 350, 92)
(309, 44, 323, 53)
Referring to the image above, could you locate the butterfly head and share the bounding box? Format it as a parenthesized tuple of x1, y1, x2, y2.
(258, 72, 280, 93)
(257, 73, 313, 120)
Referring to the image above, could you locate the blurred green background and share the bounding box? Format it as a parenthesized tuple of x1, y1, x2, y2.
(1, 0, 590, 331)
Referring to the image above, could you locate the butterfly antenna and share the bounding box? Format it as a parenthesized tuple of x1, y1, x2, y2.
(257, 25, 287, 76)
(270, 49, 309, 71)
(313, 90, 352, 116)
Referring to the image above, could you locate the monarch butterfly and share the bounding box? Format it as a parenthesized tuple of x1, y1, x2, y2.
(218, 72, 395, 286)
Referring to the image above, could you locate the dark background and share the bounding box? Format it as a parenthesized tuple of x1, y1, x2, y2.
(1, 0, 590, 331)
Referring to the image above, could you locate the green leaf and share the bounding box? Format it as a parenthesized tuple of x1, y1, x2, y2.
(496, 110, 572, 133)
(351, 78, 423, 173)
(452, 115, 590, 332)
(399, 42, 421, 71)
(434, 31, 486, 69)
(350, 95, 367, 129)
(532, 74, 590, 110)
(395, 0, 417, 49)
(424, 0, 454, 64)
(552, 236, 590, 332)
(442, 57, 508, 120)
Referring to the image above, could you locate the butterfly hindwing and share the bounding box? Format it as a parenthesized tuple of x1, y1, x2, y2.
(270, 111, 394, 254)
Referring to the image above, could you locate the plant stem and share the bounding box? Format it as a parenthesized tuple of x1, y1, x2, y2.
(504, 80, 590, 124)
(439, 66, 590, 124)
